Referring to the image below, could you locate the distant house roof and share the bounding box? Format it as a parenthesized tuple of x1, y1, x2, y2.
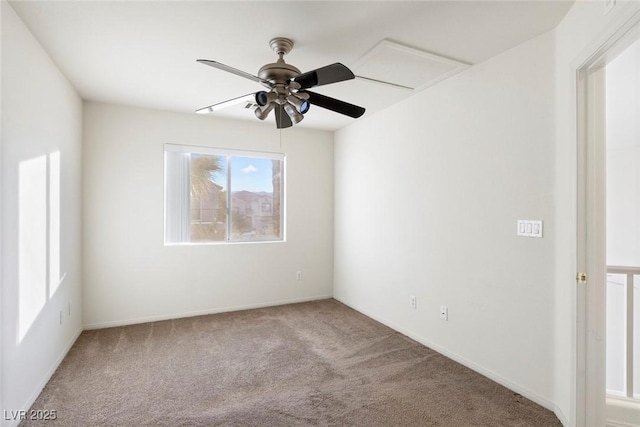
(232, 190, 272, 202)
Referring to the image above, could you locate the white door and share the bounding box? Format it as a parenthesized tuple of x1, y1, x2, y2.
(577, 15, 640, 427)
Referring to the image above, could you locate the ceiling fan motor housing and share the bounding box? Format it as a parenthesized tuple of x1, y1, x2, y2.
(257, 37, 301, 83)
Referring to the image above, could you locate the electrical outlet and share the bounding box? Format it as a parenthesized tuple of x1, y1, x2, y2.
(410, 295, 417, 309)
(59, 310, 63, 325)
(440, 306, 448, 321)
(296, 271, 303, 280)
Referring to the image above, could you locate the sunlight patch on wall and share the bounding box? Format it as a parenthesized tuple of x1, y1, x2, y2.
(18, 151, 63, 342)
(19, 155, 48, 342)
(49, 151, 61, 296)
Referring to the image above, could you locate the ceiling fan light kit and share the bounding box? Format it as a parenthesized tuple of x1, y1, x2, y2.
(196, 37, 365, 129)
(286, 95, 310, 114)
(254, 102, 275, 120)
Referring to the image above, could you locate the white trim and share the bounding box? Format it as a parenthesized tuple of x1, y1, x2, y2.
(607, 395, 640, 405)
(164, 238, 286, 247)
(83, 295, 333, 330)
(164, 150, 191, 243)
(334, 297, 557, 413)
(605, 421, 640, 427)
(555, 405, 570, 427)
(6, 328, 82, 427)
(164, 143, 284, 161)
(572, 4, 640, 426)
(606, 396, 640, 427)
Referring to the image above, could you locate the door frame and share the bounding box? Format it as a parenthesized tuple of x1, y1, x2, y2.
(575, 7, 640, 426)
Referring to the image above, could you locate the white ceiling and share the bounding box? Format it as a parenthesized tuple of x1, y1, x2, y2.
(9, 0, 574, 131)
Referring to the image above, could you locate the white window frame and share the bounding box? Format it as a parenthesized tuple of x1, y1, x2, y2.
(164, 143, 285, 245)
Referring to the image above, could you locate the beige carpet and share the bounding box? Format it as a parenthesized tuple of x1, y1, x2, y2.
(22, 299, 561, 426)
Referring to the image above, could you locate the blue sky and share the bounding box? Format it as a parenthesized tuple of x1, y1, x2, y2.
(230, 157, 274, 193)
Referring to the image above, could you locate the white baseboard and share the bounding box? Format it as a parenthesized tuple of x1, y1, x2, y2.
(606, 396, 640, 427)
(606, 421, 640, 427)
(334, 297, 557, 414)
(83, 294, 333, 330)
(6, 328, 82, 427)
(554, 404, 570, 427)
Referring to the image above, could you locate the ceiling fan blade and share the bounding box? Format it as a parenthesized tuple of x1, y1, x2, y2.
(291, 63, 355, 90)
(197, 59, 270, 85)
(274, 104, 293, 129)
(196, 93, 256, 114)
(303, 91, 365, 118)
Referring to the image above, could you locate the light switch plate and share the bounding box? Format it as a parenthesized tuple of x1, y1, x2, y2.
(517, 220, 543, 238)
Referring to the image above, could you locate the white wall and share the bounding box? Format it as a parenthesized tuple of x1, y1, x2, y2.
(606, 38, 640, 266)
(82, 102, 334, 328)
(1, 2, 83, 425)
(335, 1, 640, 426)
(606, 148, 640, 266)
(335, 28, 558, 411)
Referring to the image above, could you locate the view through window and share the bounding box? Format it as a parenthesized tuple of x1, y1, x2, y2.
(165, 144, 284, 243)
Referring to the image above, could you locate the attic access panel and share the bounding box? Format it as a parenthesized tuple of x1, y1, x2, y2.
(353, 39, 469, 91)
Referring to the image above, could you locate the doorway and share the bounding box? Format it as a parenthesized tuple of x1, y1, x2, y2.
(576, 13, 640, 427)
(604, 36, 640, 425)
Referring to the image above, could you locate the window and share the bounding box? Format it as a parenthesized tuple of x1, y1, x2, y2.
(164, 144, 284, 244)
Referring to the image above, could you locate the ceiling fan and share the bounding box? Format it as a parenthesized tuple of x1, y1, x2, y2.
(196, 37, 366, 129)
